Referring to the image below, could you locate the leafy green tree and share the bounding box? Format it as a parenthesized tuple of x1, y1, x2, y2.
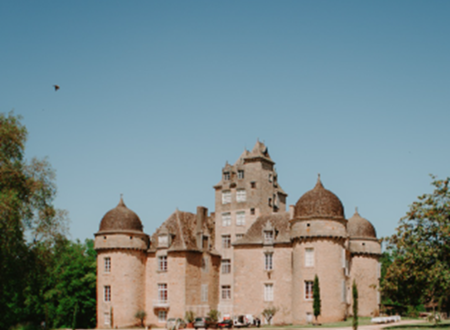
(352, 281, 358, 330)
(262, 306, 278, 325)
(313, 275, 321, 323)
(207, 309, 220, 323)
(0, 112, 68, 329)
(382, 176, 450, 320)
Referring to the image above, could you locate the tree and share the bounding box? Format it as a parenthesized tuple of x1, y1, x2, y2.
(352, 280, 358, 330)
(0, 111, 68, 329)
(382, 176, 450, 321)
(262, 306, 278, 325)
(135, 310, 147, 328)
(313, 275, 321, 324)
(207, 309, 220, 323)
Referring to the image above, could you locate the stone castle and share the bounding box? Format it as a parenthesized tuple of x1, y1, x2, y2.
(94, 141, 381, 328)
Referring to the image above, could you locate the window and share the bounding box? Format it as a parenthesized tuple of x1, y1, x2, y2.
(201, 284, 208, 302)
(158, 235, 168, 246)
(305, 248, 314, 267)
(158, 255, 167, 272)
(250, 208, 255, 215)
(224, 172, 230, 180)
(264, 284, 274, 301)
(265, 253, 273, 270)
(269, 173, 273, 182)
(236, 211, 245, 226)
(222, 213, 231, 226)
(202, 257, 209, 273)
(104, 312, 111, 325)
(236, 233, 244, 240)
(221, 285, 231, 300)
(104, 257, 111, 273)
(222, 259, 231, 274)
(236, 189, 246, 202)
(158, 283, 168, 302)
(251, 181, 256, 188)
(305, 281, 313, 300)
(104, 285, 111, 302)
(238, 170, 244, 179)
(222, 191, 231, 204)
(158, 310, 167, 322)
(222, 235, 231, 249)
(264, 231, 274, 244)
(268, 198, 272, 206)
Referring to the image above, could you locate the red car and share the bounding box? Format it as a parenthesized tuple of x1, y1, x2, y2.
(217, 319, 233, 329)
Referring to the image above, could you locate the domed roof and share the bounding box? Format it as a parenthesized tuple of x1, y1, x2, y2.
(98, 197, 143, 233)
(347, 208, 377, 238)
(294, 175, 345, 220)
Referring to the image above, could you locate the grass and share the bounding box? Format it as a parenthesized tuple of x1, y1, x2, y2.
(385, 320, 450, 330)
(264, 317, 374, 328)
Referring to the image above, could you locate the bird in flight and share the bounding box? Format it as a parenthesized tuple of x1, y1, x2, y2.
(54, 85, 60, 91)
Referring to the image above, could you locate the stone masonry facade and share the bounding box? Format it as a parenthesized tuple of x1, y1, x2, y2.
(94, 141, 381, 328)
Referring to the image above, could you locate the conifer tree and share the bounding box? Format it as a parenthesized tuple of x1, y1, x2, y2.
(352, 280, 358, 330)
(313, 275, 321, 324)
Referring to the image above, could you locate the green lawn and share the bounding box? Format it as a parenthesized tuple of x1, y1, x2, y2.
(385, 320, 450, 330)
(264, 317, 373, 328)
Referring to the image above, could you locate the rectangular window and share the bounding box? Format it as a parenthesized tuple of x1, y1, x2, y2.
(268, 198, 272, 206)
(104, 257, 111, 273)
(264, 284, 274, 301)
(158, 235, 168, 246)
(104, 312, 110, 325)
(236, 233, 244, 240)
(158, 310, 167, 322)
(305, 281, 313, 300)
(238, 170, 244, 179)
(251, 181, 256, 188)
(222, 212, 231, 226)
(222, 191, 231, 204)
(222, 235, 231, 249)
(250, 208, 255, 215)
(236, 189, 246, 202)
(222, 259, 231, 274)
(269, 173, 273, 182)
(224, 172, 230, 180)
(221, 285, 231, 300)
(201, 284, 208, 302)
(305, 248, 314, 267)
(158, 283, 168, 302)
(265, 253, 273, 270)
(158, 255, 167, 272)
(264, 231, 274, 244)
(236, 211, 245, 226)
(104, 285, 111, 302)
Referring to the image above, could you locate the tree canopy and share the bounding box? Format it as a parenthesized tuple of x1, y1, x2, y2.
(0, 112, 96, 329)
(382, 176, 450, 316)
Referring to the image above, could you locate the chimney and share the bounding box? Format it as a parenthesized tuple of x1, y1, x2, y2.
(196, 206, 208, 249)
(289, 205, 295, 220)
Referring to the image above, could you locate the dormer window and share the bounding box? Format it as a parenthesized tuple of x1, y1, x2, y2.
(158, 235, 169, 247)
(263, 221, 275, 245)
(224, 172, 230, 180)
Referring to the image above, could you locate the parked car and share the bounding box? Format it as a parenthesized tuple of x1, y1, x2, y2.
(194, 317, 216, 329)
(166, 318, 187, 330)
(217, 319, 233, 329)
(233, 315, 252, 328)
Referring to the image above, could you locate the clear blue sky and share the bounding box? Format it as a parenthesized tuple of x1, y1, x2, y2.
(1, 1, 449, 242)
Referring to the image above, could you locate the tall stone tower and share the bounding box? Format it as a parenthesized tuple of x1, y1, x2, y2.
(213, 140, 287, 316)
(347, 209, 381, 316)
(290, 176, 348, 323)
(94, 197, 150, 329)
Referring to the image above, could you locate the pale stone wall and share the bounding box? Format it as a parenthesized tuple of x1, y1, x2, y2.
(233, 245, 293, 325)
(349, 254, 380, 317)
(96, 248, 146, 329)
(292, 238, 347, 324)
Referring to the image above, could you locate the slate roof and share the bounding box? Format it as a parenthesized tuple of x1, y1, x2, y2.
(98, 197, 143, 233)
(149, 210, 216, 252)
(234, 212, 291, 245)
(347, 208, 377, 239)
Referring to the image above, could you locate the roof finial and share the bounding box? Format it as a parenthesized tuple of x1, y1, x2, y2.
(118, 194, 125, 207)
(355, 207, 359, 215)
(314, 173, 324, 189)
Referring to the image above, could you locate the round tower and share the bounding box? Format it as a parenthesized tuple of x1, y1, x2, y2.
(347, 209, 381, 317)
(290, 176, 348, 324)
(94, 197, 149, 329)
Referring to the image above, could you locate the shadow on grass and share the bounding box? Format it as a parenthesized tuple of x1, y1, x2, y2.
(386, 321, 450, 330)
